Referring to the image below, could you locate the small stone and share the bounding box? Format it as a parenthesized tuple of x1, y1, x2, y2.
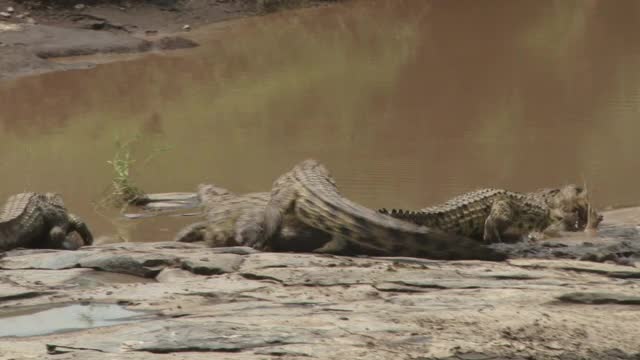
(545, 341, 563, 350)
(0, 12, 11, 18)
(182, 24, 191, 31)
(6, 6, 14, 13)
(181, 255, 242, 275)
(26, 17, 36, 24)
(74, 3, 86, 10)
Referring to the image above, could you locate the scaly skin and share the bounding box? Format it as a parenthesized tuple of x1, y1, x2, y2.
(379, 185, 598, 243)
(527, 185, 601, 231)
(0, 192, 93, 250)
(174, 184, 330, 252)
(262, 159, 506, 260)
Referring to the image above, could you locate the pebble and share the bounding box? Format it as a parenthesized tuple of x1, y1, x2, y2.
(182, 24, 191, 31)
(6, 6, 14, 13)
(0, 12, 11, 18)
(74, 3, 86, 10)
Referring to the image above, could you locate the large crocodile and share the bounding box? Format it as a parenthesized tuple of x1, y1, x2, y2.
(174, 165, 503, 260)
(176, 160, 502, 260)
(378, 185, 600, 243)
(173, 160, 592, 260)
(0, 192, 93, 250)
(262, 159, 505, 260)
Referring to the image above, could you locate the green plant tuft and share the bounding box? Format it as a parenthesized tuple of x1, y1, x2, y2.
(103, 135, 171, 208)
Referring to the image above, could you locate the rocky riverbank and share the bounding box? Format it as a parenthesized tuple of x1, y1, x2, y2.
(0, 0, 336, 80)
(1, 207, 639, 359)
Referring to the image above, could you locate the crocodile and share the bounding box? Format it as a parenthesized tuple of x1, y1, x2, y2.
(0, 192, 93, 251)
(378, 185, 600, 243)
(173, 161, 596, 260)
(174, 162, 504, 260)
(261, 159, 506, 260)
(174, 184, 330, 252)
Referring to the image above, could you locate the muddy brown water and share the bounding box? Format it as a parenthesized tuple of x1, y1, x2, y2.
(0, 0, 639, 243)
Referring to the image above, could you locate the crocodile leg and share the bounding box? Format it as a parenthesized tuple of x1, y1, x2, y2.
(483, 198, 514, 243)
(234, 209, 267, 248)
(312, 237, 348, 255)
(263, 181, 298, 247)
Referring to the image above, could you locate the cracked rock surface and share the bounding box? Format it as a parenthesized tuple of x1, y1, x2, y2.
(0, 208, 639, 359)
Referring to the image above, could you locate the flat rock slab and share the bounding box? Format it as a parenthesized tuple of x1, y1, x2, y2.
(1, 268, 96, 291)
(155, 268, 201, 283)
(79, 253, 178, 278)
(0, 283, 52, 303)
(129, 322, 306, 353)
(0, 241, 639, 359)
(180, 254, 244, 275)
(557, 292, 640, 305)
(0, 250, 90, 270)
(508, 259, 640, 278)
(41, 318, 319, 354)
(238, 252, 360, 271)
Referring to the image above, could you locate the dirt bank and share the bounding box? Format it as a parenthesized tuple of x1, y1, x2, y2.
(0, 0, 335, 80)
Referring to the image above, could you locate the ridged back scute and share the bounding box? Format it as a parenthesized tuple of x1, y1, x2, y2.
(0, 192, 37, 223)
(43, 193, 65, 209)
(378, 208, 424, 220)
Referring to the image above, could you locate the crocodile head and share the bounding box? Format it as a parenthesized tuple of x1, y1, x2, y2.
(196, 183, 234, 204)
(543, 185, 601, 231)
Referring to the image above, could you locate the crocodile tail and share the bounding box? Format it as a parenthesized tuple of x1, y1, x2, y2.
(422, 232, 507, 261)
(69, 214, 93, 246)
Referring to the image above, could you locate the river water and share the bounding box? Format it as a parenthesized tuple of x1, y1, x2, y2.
(0, 0, 638, 243)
